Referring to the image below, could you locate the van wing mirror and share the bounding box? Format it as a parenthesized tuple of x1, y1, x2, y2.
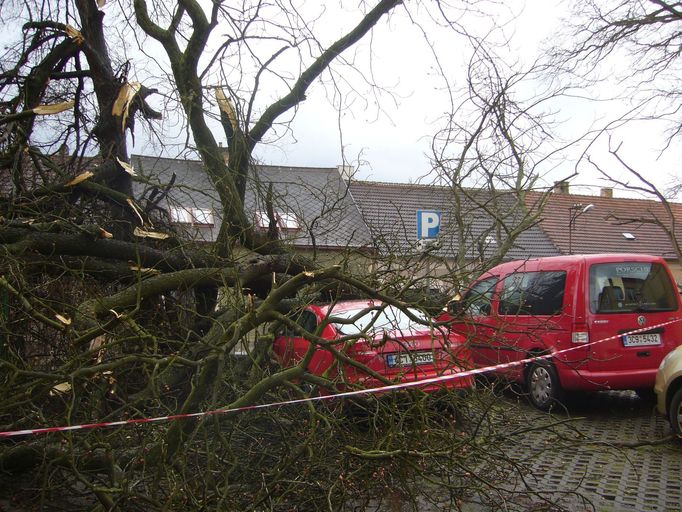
(447, 298, 466, 317)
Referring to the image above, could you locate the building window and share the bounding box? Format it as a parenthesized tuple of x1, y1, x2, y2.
(169, 206, 214, 226)
(170, 207, 192, 224)
(255, 211, 270, 228)
(255, 210, 300, 230)
(278, 212, 299, 230)
(192, 208, 214, 226)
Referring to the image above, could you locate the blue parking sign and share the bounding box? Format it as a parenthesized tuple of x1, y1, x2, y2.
(416, 210, 441, 239)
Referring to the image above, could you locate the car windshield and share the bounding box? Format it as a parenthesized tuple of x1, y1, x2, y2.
(331, 305, 429, 335)
(590, 262, 679, 313)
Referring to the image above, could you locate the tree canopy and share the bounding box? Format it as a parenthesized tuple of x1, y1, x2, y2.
(1, 0, 665, 509)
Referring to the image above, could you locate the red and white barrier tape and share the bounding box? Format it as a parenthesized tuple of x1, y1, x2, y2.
(1, 318, 679, 438)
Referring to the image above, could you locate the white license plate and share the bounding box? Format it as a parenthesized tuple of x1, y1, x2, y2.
(623, 333, 661, 347)
(387, 351, 434, 367)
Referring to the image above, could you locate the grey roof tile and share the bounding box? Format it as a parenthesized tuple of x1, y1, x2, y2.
(134, 155, 221, 243)
(349, 181, 560, 260)
(133, 155, 373, 249)
(132, 155, 563, 260)
(244, 165, 372, 248)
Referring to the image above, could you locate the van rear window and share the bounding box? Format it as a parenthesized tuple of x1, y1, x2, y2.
(499, 271, 566, 316)
(590, 262, 678, 313)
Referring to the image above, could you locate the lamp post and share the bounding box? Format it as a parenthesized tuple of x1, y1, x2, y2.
(568, 203, 595, 255)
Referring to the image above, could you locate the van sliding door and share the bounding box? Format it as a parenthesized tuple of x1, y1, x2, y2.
(497, 271, 568, 378)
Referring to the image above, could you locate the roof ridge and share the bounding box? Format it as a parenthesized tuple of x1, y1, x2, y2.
(351, 181, 525, 197)
(133, 153, 338, 173)
(527, 189, 682, 206)
(353, 180, 446, 189)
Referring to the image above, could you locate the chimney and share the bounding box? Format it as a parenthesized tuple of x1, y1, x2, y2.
(600, 187, 613, 198)
(337, 164, 354, 182)
(553, 181, 569, 194)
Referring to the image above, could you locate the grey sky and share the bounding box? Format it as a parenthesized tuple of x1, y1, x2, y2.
(125, 0, 681, 198)
(245, 1, 681, 198)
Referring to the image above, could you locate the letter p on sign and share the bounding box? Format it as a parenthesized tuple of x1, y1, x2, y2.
(417, 210, 441, 239)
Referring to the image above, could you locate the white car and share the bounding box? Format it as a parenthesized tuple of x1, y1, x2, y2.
(654, 345, 682, 438)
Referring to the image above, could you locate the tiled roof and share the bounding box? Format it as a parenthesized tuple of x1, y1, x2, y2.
(133, 155, 373, 249)
(349, 181, 560, 259)
(134, 155, 220, 243)
(526, 190, 682, 260)
(244, 165, 372, 249)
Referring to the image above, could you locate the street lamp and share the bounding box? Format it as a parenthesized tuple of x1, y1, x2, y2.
(568, 203, 595, 255)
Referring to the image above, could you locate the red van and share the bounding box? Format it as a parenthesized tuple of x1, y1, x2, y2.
(447, 254, 682, 410)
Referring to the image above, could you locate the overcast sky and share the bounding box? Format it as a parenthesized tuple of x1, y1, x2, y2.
(5, 0, 678, 198)
(125, 0, 681, 199)
(242, 1, 682, 199)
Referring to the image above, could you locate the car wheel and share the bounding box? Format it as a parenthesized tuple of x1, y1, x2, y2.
(669, 387, 682, 438)
(525, 361, 564, 412)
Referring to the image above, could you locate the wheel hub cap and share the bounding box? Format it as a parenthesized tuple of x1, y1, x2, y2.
(530, 367, 551, 404)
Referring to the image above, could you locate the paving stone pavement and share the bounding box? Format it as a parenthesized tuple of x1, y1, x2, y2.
(461, 389, 682, 511)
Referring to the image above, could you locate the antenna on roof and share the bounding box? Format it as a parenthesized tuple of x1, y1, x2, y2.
(568, 203, 596, 254)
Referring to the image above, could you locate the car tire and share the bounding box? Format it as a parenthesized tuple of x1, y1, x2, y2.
(669, 387, 682, 438)
(525, 360, 564, 412)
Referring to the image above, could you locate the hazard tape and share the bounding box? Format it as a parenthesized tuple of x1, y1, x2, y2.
(1, 318, 680, 438)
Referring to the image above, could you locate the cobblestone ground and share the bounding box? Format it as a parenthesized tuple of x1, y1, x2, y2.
(459, 389, 682, 511)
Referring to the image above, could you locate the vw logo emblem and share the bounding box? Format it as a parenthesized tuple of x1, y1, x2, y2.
(637, 315, 646, 326)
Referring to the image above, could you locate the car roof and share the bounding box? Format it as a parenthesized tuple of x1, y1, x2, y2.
(486, 253, 664, 275)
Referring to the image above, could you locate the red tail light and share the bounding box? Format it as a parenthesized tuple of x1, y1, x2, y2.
(572, 324, 589, 344)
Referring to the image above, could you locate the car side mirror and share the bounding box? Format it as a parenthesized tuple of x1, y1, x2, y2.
(447, 299, 466, 317)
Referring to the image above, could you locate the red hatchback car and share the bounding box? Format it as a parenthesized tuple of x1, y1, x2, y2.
(272, 300, 473, 394)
